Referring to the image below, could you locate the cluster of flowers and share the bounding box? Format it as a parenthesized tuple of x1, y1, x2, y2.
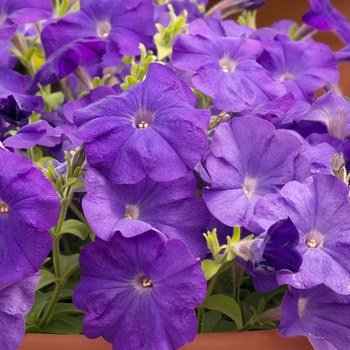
(1, 0, 350, 349)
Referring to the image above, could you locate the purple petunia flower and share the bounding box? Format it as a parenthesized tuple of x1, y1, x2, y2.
(73, 230, 207, 350)
(302, 0, 350, 43)
(0, 0, 52, 42)
(0, 67, 44, 125)
(254, 33, 339, 102)
(82, 168, 210, 258)
(298, 91, 350, 140)
(202, 116, 304, 227)
(252, 174, 350, 295)
(0, 274, 40, 350)
(0, 149, 60, 284)
(172, 19, 286, 112)
(73, 63, 211, 184)
(279, 284, 350, 350)
(40, 0, 155, 69)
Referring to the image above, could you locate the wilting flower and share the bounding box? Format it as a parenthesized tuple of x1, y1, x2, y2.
(202, 116, 304, 227)
(74, 63, 210, 184)
(73, 230, 207, 350)
(279, 284, 350, 350)
(82, 168, 210, 258)
(0, 274, 40, 350)
(0, 148, 60, 284)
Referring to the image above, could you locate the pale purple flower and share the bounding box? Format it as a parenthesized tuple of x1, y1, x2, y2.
(202, 116, 304, 227)
(73, 230, 206, 350)
(82, 168, 210, 258)
(74, 63, 211, 184)
(298, 91, 350, 140)
(253, 174, 350, 295)
(0, 274, 40, 350)
(280, 284, 350, 350)
(0, 149, 60, 284)
(255, 34, 339, 102)
(172, 19, 286, 112)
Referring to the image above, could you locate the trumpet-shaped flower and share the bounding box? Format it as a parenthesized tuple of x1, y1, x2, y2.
(74, 63, 211, 184)
(0, 149, 60, 284)
(82, 168, 210, 258)
(202, 116, 304, 227)
(73, 230, 207, 350)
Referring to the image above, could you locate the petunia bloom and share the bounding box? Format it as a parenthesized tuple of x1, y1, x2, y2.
(73, 230, 207, 350)
(0, 274, 40, 350)
(172, 19, 286, 112)
(74, 63, 211, 184)
(82, 168, 210, 258)
(279, 284, 350, 350)
(0, 148, 60, 284)
(202, 116, 304, 227)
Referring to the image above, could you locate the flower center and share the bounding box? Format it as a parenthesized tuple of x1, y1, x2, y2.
(280, 72, 294, 81)
(305, 230, 324, 249)
(219, 55, 237, 73)
(242, 177, 257, 196)
(297, 297, 308, 317)
(0, 200, 8, 214)
(96, 21, 112, 38)
(142, 277, 153, 288)
(124, 204, 139, 220)
(134, 109, 155, 129)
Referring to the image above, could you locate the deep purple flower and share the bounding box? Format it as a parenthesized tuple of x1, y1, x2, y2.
(302, 0, 350, 43)
(172, 19, 286, 112)
(0, 0, 52, 42)
(0, 67, 44, 122)
(298, 91, 350, 140)
(41, 0, 155, 68)
(0, 149, 60, 284)
(83, 168, 210, 258)
(202, 116, 304, 227)
(279, 284, 350, 350)
(0, 274, 40, 350)
(27, 37, 107, 93)
(73, 230, 206, 350)
(255, 34, 339, 102)
(245, 218, 302, 292)
(74, 63, 211, 184)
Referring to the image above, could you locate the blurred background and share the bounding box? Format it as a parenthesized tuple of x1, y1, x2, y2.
(207, 0, 350, 96)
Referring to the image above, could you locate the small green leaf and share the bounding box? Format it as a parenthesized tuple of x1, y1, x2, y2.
(204, 294, 243, 330)
(47, 303, 85, 324)
(202, 310, 222, 333)
(42, 91, 64, 110)
(25, 325, 41, 333)
(60, 253, 80, 277)
(58, 219, 89, 240)
(37, 269, 56, 290)
(42, 315, 83, 334)
(201, 259, 221, 281)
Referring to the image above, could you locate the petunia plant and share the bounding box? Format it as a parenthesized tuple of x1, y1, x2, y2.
(1, 0, 350, 349)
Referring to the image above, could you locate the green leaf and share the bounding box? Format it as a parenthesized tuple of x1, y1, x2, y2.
(201, 259, 221, 281)
(204, 294, 243, 330)
(42, 91, 64, 110)
(42, 315, 83, 334)
(213, 320, 236, 333)
(202, 310, 222, 333)
(58, 219, 89, 240)
(60, 253, 80, 277)
(25, 325, 41, 333)
(37, 269, 56, 290)
(47, 303, 85, 324)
